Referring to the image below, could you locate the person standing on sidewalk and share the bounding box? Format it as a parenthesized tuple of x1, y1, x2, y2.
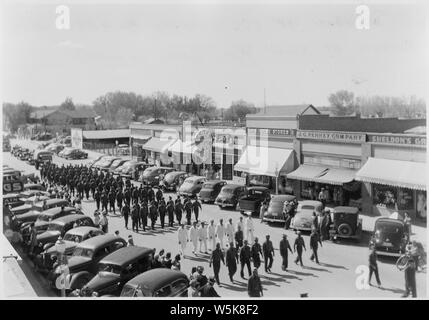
(294, 231, 306, 267)
(402, 258, 417, 298)
(309, 229, 322, 264)
(248, 268, 263, 297)
(368, 247, 381, 287)
(279, 234, 293, 271)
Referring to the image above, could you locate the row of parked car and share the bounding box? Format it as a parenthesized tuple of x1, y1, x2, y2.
(3, 181, 190, 297)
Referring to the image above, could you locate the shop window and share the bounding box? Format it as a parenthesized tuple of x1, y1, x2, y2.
(416, 191, 427, 220)
(397, 188, 414, 210)
(372, 184, 397, 209)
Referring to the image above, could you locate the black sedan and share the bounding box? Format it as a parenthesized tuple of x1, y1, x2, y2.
(59, 148, 88, 160)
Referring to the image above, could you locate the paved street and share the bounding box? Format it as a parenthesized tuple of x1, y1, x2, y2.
(4, 139, 427, 298)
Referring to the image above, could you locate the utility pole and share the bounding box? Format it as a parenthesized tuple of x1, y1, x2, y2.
(153, 98, 157, 120)
(264, 88, 266, 114)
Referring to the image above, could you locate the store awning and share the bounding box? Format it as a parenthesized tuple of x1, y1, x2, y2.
(286, 165, 329, 182)
(356, 157, 426, 191)
(169, 140, 195, 154)
(233, 146, 294, 177)
(313, 168, 356, 185)
(142, 137, 177, 153)
(131, 133, 151, 140)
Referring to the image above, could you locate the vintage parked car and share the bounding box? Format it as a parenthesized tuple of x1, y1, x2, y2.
(32, 206, 80, 234)
(117, 161, 149, 180)
(214, 184, 247, 210)
(19, 190, 52, 199)
(3, 193, 25, 208)
(92, 156, 120, 170)
(120, 269, 189, 297)
(33, 150, 53, 168)
(238, 187, 271, 216)
(290, 200, 323, 232)
(41, 226, 104, 270)
(59, 148, 88, 160)
(44, 143, 65, 154)
(159, 171, 191, 192)
(329, 206, 362, 241)
(369, 217, 408, 257)
(263, 194, 297, 224)
(89, 155, 108, 168)
(107, 159, 129, 174)
(140, 166, 176, 187)
(198, 180, 227, 203)
(177, 176, 207, 198)
(23, 183, 46, 191)
(117, 144, 130, 156)
(55, 235, 127, 291)
(10, 195, 51, 215)
(36, 214, 94, 247)
(80, 246, 155, 297)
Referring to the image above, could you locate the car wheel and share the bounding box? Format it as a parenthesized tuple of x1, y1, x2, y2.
(338, 223, 352, 237)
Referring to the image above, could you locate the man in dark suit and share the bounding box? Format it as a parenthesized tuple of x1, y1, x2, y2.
(239, 240, 252, 279)
(279, 234, 293, 271)
(309, 229, 322, 264)
(262, 235, 274, 273)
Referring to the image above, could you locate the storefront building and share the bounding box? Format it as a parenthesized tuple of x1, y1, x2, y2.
(234, 105, 319, 193)
(129, 123, 246, 179)
(356, 133, 426, 221)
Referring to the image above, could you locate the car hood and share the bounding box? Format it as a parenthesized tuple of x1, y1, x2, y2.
(14, 211, 40, 222)
(11, 204, 32, 213)
(67, 256, 92, 270)
(83, 272, 120, 292)
(293, 211, 313, 224)
(45, 241, 77, 255)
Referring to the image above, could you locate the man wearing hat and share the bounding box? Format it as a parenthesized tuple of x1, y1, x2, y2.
(294, 231, 306, 267)
(200, 277, 220, 297)
(226, 242, 239, 283)
(310, 229, 323, 264)
(247, 268, 263, 297)
(209, 243, 225, 285)
(280, 234, 293, 271)
(198, 222, 208, 254)
(262, 235, 275, 273)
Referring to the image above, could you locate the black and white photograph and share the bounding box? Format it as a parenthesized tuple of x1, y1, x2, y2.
(1, 0, 427, 303)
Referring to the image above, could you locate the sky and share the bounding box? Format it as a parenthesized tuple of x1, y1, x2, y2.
(1, 0, 427, 108)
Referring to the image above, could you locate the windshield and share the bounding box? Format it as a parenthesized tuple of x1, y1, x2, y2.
(72, 247, 94, 258)
(121, 285, 137, 297)
(376, 223, 404, 234)
(98, 263, 122, 275)
(202, 183, 215, 189)
(64, 233, 83, 242)
(248, 190, 265, 196)
(121, 162, 135, 170)
(220, 188, 235, 195)
(111, 160, 122, 167)
(64, 149, 74, 155)
(37, 214, 52, 222)
(47, 223, 63, 232)
(143, 168, 156, 176)
(301, 205, 316, 211)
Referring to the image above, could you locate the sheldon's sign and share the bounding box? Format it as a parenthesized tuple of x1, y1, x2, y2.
(297, 130, 366, 143)
(368, 134, 426, 146)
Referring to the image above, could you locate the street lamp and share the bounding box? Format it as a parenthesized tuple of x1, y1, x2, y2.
(55, 236, 67, 297)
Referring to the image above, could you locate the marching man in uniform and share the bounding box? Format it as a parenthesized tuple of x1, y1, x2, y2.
(178, 224, 188, 256)
(225, 218, 235, 246)
(198, 222, 208, 254)
(189, 222, 199, 254)
(208, 219, 216, 252)
(216, 219, 226, 249)
(245, 215, 255, 245)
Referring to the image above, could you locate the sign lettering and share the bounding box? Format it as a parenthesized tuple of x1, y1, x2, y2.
(297, 130, 366, 143)
(368, 134, 426, 146)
